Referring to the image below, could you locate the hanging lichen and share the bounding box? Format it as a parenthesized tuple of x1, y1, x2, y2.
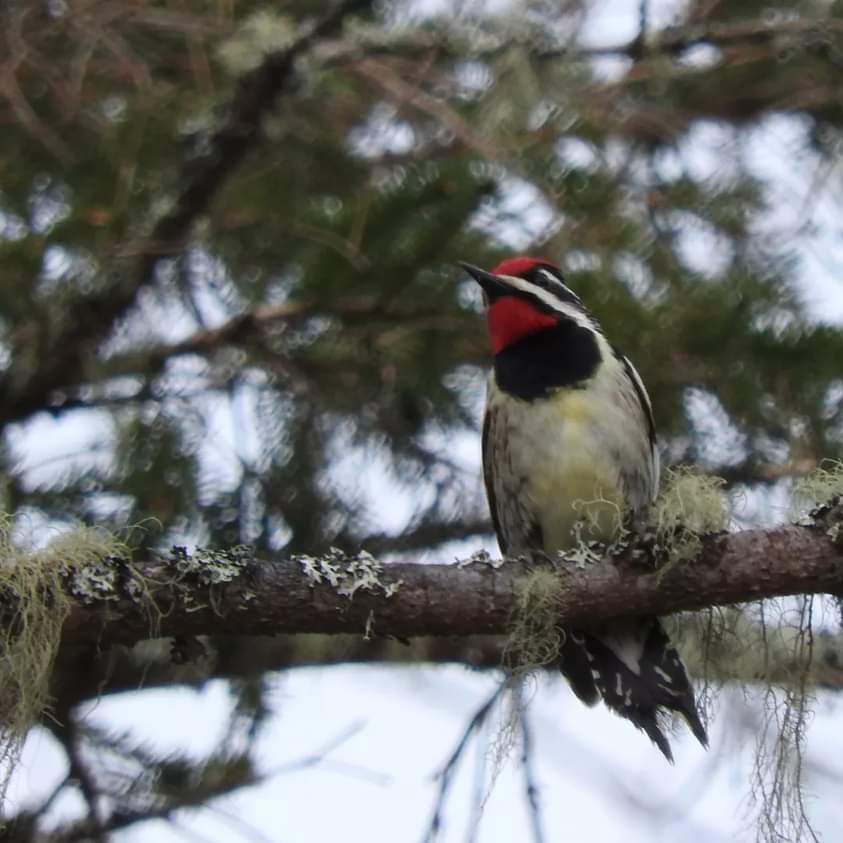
(501, 568, 563, 677)
(0, 520, 131, 802)
(651, 467, 729, 567)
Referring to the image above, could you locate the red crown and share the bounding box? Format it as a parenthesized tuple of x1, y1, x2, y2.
(491, 256, 551, 277)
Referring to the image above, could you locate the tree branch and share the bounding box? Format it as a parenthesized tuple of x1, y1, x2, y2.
(35, 299, 482, 419)
(46, 521, 843, 652)
(0, 0, 374, 430)
(95, 298, 476, 380)
(321, 17, 843, 68)
(584, 17, 843, 60)
(52, 617, 843, 716)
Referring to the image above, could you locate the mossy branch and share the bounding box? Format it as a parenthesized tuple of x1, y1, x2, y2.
(0, 508, 841, 812)
(44, 517, 843, 648)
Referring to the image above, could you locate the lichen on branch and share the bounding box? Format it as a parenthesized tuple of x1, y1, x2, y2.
(0, 464, 842, 812)
(0, 522, 131, 801)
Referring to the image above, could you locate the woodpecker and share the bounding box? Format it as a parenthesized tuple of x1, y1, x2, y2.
(461, 255, 707, 761)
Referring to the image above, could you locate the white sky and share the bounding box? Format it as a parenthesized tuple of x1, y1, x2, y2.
(5, 1, 843, 841)
(10, 668, 843, 842)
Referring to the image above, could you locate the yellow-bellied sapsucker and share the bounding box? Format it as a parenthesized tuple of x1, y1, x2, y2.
(461, 256, 707, 761)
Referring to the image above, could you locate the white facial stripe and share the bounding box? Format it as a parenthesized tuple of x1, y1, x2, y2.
(536, 268, 584, 306)
(498, 273, 597, 331)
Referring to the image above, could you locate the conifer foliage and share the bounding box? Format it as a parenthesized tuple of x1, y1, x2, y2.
(1, 0, 843, 838)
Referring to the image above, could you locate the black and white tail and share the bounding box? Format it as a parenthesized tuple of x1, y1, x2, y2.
(558, 617, 707, 762)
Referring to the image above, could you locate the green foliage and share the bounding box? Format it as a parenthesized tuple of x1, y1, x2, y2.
(3, 1, 843, 555)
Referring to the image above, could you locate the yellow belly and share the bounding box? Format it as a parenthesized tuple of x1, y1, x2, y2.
(492, 388, 627, 551)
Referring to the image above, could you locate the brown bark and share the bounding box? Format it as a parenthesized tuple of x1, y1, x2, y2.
(58, 524, 843, 649)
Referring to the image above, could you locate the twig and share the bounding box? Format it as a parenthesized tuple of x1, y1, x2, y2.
(465, 722, 488, 843)
(80, 298, 473, 394)
(544, 17, 843, 61)
(352, 58, 501, 161)
(421, 682, 507, 843)
(204, 805, 281, 843)
(167, 819, 219, 843)
(266, 720, 372, 777)
(49, 713, 107, 842)
(0, 0, 375, 430)
(520, 713, 546, 843)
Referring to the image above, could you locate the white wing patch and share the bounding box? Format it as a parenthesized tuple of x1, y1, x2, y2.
(602, 630, 645, 675)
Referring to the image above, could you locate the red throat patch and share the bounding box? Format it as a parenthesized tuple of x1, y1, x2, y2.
(487, 296, 558, 355)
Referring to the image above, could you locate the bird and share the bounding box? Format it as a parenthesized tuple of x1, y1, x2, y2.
(460, 255, 707, 761)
